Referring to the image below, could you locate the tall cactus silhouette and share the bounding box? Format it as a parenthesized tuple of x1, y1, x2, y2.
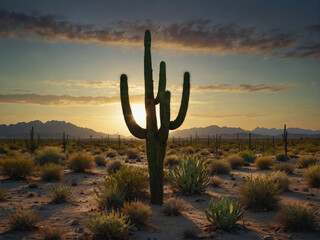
(62, 132, 68, 153)
(283, 124, 288, 159)
(25, 126, 40, 154)
(120, 30, 190, 204)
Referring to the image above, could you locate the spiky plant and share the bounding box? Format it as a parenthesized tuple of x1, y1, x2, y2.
(120, 29, 190, 204)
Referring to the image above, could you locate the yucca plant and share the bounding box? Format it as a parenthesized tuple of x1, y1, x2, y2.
(206, 197, 243, 231)
(167, 155, 212, 194)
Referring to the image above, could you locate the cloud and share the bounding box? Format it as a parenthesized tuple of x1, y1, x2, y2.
(270, 43, 320, 59)
(0, 93, 143, 105)
(0, 8, 318, 58)
(189, 113, 265, 119)
(43, 80, 119, 88)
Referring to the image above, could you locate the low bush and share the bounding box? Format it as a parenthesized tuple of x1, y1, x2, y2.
(106, 149, 118, 158)
(67, 153, 94, 172)
(227, 154, 245, 169)
(36, 147, 63, 165)
(267, 171, 290, 192)
(211, 176, 223, 187)
(297, 155, 319, 168)
(304, 164, 320, 187)
(40, 163, 63, 181)
(94, 155, 106, 166)
(276, 202, 317, 231)
(102, 165, 148, 200)
(276, 154, 289, 162)
(86, 210, 132, 239)
(238, 151, 256, 163)
(50, 184, 72, 203)
(206, 197, 243, 231)
(162, 198, 186, 216)
(125, 148, 139, 159)
(164, 155, 179, 167)
(0, 155, 35, 180)
(200, 149, 210, 156)
(9, 208, 39, 231)
(255, 156, 274, 170)
(239, 175, 280, 211)
(122, 200, 152, 228)
(274, 163, 295, 175)
(95, 185, 125, 210)
(209, 160, 231, 175)
(106, 160, 122, 174)
(182, 146, 195, 155)
(168, 155, 212, 194)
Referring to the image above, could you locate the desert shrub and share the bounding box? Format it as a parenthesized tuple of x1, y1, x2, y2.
(36, 147, 63, 165)
(86, 210, 132, 239)
(168, 155, 212, 194)
(227, 154, 245, 169)
(297, 156, 319, 168)
(163, 198, 186, 216)
(211, 176, 223, 187)
(238, 151, 256, 163)
(0, 188, 6, 201)
(267, 171, 290, 192)
(51, 184, 72, 203)
(106, 160, 122, 174)
(102, 165, 148, 200)
(0, 155, 35, 180)
(67, 152, 94, 172)
(40, 163, 63, 181)
(182, 146, 195, 154)
(276, 154, 289, 162)
(95, 185, 125, 210)
(106, 149, 118, 158)
(200, 149, 210, 156)
(167, 149, 178, 155)
(122, 200, 152, 227)
(9, 208, 39, 231)
(39, 226, 65, 240)
(304, 164, 320, 187)
(206, 197, 243, 231)
(239, 175, 281, 211)
(164, 155, 179, 167)
(255, 156, 274, 170)
(209, 160, 231, 175)
(125, 148, 139, 159)
(94, 155, 106, 166)
(274, 163, 295, 175)
(276, 202, 317, 231)
(0, 145, 9, 154)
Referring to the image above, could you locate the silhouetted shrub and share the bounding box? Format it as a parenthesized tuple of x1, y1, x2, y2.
(106, 160, 122, 174)
(125, 148, 139, 159)
(238, 151, 256, 163)
(94, 155, 106, 166)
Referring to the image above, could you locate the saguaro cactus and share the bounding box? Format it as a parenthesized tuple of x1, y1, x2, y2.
(62, 132, 68, 153)
(283, 124, 288, 159)
(25, 126, 40, 154)
(120, 30, 190, 204)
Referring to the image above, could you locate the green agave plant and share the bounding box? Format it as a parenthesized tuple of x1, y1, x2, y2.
(206, 196, 243, 231)
(167, 155, 212, 194)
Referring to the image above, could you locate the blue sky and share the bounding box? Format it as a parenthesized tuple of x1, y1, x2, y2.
(0, 0, 319, 135)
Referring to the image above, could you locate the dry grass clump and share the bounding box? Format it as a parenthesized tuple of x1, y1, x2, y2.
(297, 155, 319, 168)
(163, 198, 186, 216)
(182, 146, 195, 154)
(0, 155, 35, 180)
(276, 154, 289, 162)
(36, 147, 63, 165)
(39, 225, 65, 240)
(255, 156, 274, 170)
(8, 208, 39, 231)
(200, 149, 210, 156)
(276, 202, 317, 231)
(125, 148, 139, 159)
(274, 162, 295, 175)
(106, 148, 118, 158)
(67, 152, 94, 172)
(40, 163, 63, 181)
(122, 200, 152, 228)
(227, 154, 245, 169)
(211, 176, 223, 187)
(0, 188, 6, 201)
(50, 184, 72, 203)
(86, 210, 132, 239)
(304, 164, 320, 187)
(94, 155, 106, 166)
(95, 186, 125, 210)
(106, 160, 122, 174)
(164, 155, 179, 167)
(268, 171, 290, 192)
(209, 160, 231, 175)
(239, 175, 280, 211)
(238, 151, 256, 163)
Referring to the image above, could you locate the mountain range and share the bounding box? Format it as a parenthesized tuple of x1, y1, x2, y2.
(0, 121, 319, 139)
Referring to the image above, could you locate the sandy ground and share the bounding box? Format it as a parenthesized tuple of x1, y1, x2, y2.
(0, 152, 319, 240)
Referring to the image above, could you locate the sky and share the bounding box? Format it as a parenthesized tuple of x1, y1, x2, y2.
(0, 0, 319, 136)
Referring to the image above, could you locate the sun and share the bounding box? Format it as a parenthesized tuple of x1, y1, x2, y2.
(131, 104, 146, 127)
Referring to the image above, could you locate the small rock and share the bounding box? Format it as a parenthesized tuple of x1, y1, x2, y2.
(80, 190, 84, 195)
(293, 188, 299, 191)
(195, 198, 205, 202)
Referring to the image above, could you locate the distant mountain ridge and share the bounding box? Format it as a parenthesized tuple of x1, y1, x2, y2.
(0, 120, 119, 139)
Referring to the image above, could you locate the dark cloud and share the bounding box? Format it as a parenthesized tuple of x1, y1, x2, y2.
(0, 8, 318, 59)
(0, 93, 143, 105)
(270, 43, 320, 59)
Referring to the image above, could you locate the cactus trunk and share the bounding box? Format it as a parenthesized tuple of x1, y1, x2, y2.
(120, 30, 190, 205)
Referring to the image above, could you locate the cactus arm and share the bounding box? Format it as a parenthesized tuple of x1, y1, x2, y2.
(158, 91, 171, 142)
(169, 72, 190, 130)
(155, 61, 167, 104)
(120, 74, 147, 139)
